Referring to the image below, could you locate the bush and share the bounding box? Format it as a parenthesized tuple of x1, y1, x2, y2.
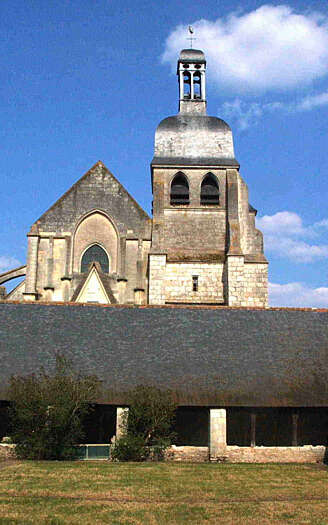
(8, 354, 101, 460)
(112, 385, 177, 461)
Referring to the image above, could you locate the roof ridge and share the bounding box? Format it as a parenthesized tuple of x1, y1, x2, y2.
(2, 301, 328, 312)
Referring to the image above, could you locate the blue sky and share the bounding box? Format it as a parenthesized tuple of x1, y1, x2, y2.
(1, 0, 328, 306)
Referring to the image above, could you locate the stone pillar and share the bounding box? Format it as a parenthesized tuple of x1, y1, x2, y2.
(190, 71, 194, 100)
(61, 238, 72, 301)
(62, 236, 71, 279)
(179, 69, 184, 100)
(116, 407, 128, 440)
(134, 288, 145, 305)
(0, 287, 6, 301)
(134, 240, 145, 304)
(23, 234, 39, 300)
(44, 237, 54, 291)
(120, 236, 126, 278)
(201, 71, 206, 101)
(209, 409, 227, 460)
(136, 240, 143, 289)
(117, 278, 127, 304)
(148, 254, 166, 305)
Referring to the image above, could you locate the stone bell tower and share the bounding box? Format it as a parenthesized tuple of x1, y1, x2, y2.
(148, 48, 268, 307)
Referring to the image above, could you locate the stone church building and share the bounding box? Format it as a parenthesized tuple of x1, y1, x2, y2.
(1, 48, 268, 308)
(0, 49, 327, 463)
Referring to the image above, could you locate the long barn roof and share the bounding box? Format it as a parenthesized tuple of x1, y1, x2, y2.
(1, 303, 327, 406)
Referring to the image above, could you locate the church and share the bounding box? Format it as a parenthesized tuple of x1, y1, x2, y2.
(0, 49, 327, 462)
(0, 48, 267, 308)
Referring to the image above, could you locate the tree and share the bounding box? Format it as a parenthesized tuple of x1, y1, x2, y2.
(112, 385, 177, 461)
(8, 354, 101, 460)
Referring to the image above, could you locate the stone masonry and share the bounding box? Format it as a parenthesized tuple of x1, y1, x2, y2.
(149, 48, 268, 306)
(2, 48, 268, 307)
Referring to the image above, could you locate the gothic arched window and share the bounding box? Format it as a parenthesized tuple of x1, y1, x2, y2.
(81, 244, 109, 274)
(170, 173, 189, 205)
(201, 173, 220, 205)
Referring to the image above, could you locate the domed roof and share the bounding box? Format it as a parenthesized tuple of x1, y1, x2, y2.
(179, 48, 206, 63)
(152, 114, 238, 167)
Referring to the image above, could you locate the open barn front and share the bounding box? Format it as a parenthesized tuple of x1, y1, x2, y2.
(227, 407, 328, 447)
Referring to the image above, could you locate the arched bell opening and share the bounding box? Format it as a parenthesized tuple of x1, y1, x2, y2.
(170, 173, 190, 205)
(200, 174, 220, 205)
(193, 72, 201, 100)
(183, 71, 191, 99)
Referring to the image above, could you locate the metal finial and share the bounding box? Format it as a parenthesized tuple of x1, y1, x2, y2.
(188, 26, 196, 48)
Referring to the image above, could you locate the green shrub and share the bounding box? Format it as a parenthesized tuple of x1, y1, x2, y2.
(112, 385, 177, 461)
(111, 434, 147, 461)
(8, 354, 101, 460)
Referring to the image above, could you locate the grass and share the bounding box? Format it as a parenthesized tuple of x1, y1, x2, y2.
(0, 461, 327, 524)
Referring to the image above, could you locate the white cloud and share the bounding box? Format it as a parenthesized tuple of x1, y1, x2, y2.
(296, 91, 328, 110)
(256, 211, 328, 262)
(269, 281, 328, 307)
(314, 218, 328, 228)
(0, 256, 21, 274)
(163, 6, 328, 94)
(257, 211, 310, 236)
(221, 92, 328, 129)
(264, 236, 328, 263)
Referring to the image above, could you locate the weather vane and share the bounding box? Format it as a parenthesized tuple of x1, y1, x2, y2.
(188, 26, 196, 48)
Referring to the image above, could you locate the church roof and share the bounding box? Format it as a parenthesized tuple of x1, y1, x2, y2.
(152, 115, 239, 167)
(0, 303, 327, 407)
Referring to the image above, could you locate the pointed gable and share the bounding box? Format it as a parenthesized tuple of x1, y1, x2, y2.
(32, 161, 151, 239)
(72, 263, 117, 304)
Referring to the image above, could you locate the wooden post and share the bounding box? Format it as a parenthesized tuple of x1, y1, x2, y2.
(292, 413, 299, 446)
(250, 413, 256, 447)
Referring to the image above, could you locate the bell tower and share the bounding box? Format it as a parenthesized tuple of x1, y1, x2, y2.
(148, 48, 268, 308)
(178, 49, 206, 114)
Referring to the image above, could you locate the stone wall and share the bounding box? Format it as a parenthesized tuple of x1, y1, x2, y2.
(225, 257, 268, 307)
(165, 445, 326, 463)
(226, 446, 326, 463)
(163, 209, 226, 254)
(148, 255, 166, 305)
(165, 445, 209, 462)
(165, 263, 224, 303)
(225, 256, 244, 306)
(0, 444, 15, 460)
(243, 263, 268, 307)
(152, 167, 227, 257)
(22, 162, 151, 305)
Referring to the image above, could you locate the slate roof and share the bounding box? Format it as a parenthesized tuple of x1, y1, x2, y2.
(0, 303, 327, 407)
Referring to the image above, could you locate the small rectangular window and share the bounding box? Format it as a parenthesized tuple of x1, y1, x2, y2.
(192, 275, 198, 292)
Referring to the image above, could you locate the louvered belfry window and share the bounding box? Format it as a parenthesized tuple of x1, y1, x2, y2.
(81, 245, 109, 274)
(200, 173, 219, 205)
(170, 173, 189, 205)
